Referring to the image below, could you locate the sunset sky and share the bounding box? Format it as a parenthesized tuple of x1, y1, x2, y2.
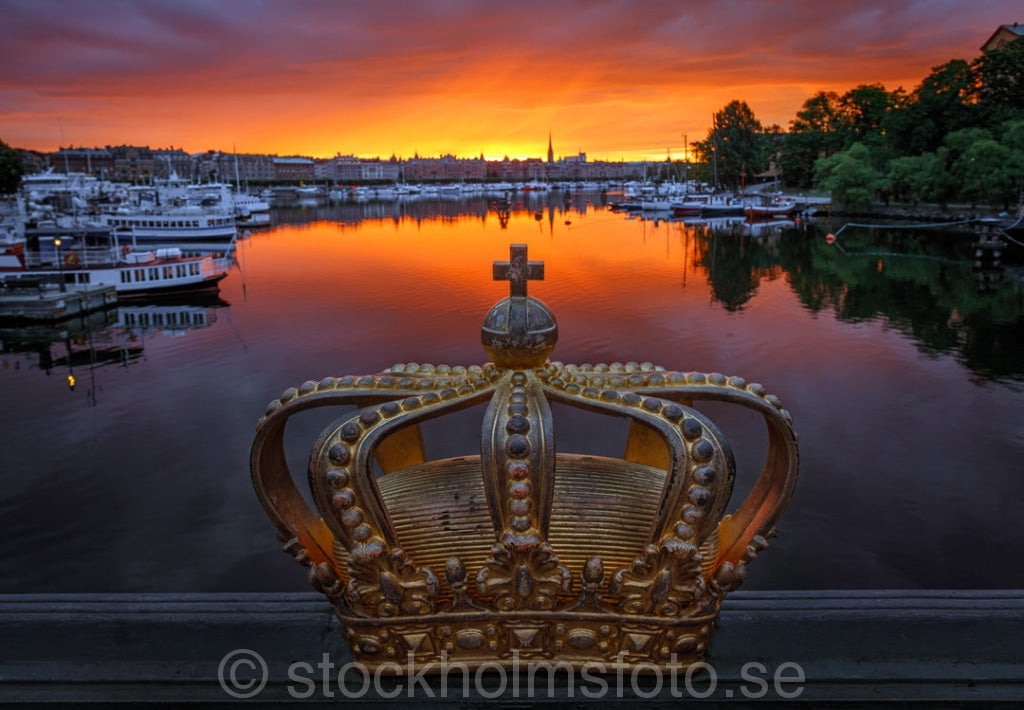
(0, 0, 1020, 162)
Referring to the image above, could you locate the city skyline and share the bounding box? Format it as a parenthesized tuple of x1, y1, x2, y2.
(0, 1, 1020, 162)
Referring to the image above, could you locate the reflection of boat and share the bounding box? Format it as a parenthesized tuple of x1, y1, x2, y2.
(0, 293, 228, 397)
(0, 307, 141, 381)
(116, 294, 228, 335)
(0, 307, 118, 353)
(744, 219, 796, 237)
(0, 235, 232, 297)
(682, 216, 747, 233)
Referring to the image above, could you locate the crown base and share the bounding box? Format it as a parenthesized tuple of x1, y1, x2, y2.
(338, 606, 720, 672)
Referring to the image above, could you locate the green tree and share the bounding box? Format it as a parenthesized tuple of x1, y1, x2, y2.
(814, 142, 885, 210)
(838, 84, 896, 142)
(886, 154, 935, 205)
(973, 37, 1024, 129)
(919, 146, 960, 209)
(884, 59, 976, 156)
(0, 140, 24, 195)
(694, 100, 766, 190)
(781, 91, 847, 188)
(938, 127, 1020, 208)
(1001, 119, 1024, 209)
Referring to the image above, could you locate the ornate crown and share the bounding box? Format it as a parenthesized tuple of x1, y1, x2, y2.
(251, 244, 798, 671)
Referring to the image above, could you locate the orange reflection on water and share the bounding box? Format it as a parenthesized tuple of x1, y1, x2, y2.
(232, 209, 714, 330)
(222, 206, 731, 375)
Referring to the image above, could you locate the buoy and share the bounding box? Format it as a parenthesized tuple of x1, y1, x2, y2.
(64, 252, 80, 266)
(825, 233, 836, 244)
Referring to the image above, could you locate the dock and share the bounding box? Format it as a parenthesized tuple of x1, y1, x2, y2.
(0, 281, 117, 321)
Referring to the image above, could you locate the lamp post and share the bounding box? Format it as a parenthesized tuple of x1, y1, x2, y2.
(53, 237, 66, 292)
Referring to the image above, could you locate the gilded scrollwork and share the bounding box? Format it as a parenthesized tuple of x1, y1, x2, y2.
(346, 546, 439, 617)
(475, 541, 571, 611)
(609, 541, 706, 617)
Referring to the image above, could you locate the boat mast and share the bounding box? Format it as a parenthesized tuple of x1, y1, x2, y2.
(683, 134, 688, 197)
(711, 114, 719, 191)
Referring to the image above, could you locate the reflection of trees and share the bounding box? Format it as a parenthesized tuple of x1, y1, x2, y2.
(778, 225, 1024, 380)
(698, 221, 1024, 379)
(702, 226, 786, 311)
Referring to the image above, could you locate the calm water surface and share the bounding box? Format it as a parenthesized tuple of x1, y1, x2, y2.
(2, 193, 1022, 593)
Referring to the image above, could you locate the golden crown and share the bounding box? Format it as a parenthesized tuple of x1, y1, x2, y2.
(250, 244, 798, 671)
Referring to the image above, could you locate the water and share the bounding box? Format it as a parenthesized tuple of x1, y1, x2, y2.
(2, 192, 1022, 593)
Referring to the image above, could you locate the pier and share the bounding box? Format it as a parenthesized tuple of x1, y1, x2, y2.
(0, 282, 116, 321)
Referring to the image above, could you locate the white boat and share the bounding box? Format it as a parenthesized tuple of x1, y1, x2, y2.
(187, 183, 271, 214)
(0, 236, 231, 297)
(235, 211, 271, 228)
(97, 206, 238, 246)
(639, 198, 674, 212)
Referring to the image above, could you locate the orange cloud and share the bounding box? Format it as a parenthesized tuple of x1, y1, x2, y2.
(0, 0, 1019, 160)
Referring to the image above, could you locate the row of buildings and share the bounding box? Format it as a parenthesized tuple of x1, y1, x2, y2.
(22, 142, 656, 184)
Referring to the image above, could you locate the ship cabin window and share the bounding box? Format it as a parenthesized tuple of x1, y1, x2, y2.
(134, 269, 144, 281)
(149, 268, 158, 280)
(121, 271, 130, 284)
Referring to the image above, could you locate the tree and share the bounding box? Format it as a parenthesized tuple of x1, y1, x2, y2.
(838, 84, 896, 142)
(1001, 120, 1024, 210)
(973, 37, 1024, 130)
(885, 154, 932, 205)
(0, 140, 24, 195)
(781, 91, 847, 188)
(922, 147, 960, 209)
(941, 127, 1019, 208)
(884, 59, 976, 156)
(782, 86, 896, 188)
(694, 100, 766, 190)
(814, 143, 885, 210)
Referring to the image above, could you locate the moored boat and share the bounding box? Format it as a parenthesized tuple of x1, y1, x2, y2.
(97, 206, 238, 247)
(745, 198, 798, 219)
(0, 235, 231, 297)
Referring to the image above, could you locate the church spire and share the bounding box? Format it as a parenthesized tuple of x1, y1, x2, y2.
(547, 132, 554, 163)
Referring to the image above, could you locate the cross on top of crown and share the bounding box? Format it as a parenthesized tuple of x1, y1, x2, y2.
(493, 244, 544, 298)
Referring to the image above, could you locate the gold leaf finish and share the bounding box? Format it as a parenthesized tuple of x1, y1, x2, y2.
(251, 244, 799, 671)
